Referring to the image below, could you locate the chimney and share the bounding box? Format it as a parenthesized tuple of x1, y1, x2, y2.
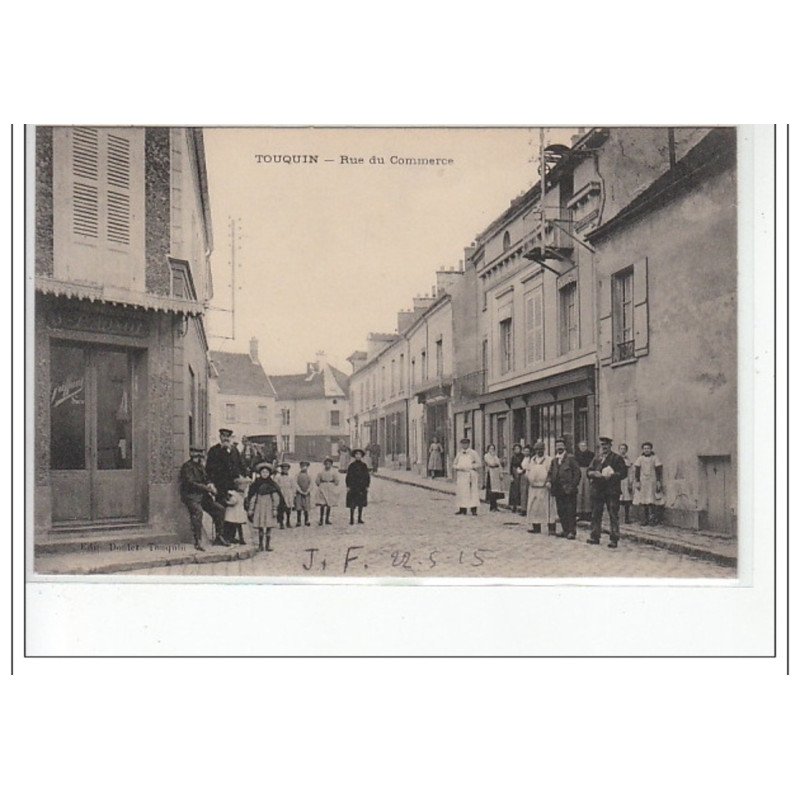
(249, 336, 259, 364)
(397, 309, 416, 334)
(413, 295, 436, 313)
(436, 269, 463, 296)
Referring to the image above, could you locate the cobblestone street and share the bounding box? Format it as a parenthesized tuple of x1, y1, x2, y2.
(133, 475, 735, 579)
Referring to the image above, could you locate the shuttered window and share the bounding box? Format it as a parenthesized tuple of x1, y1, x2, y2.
(524, 285, 544, 365)
(71, 128, 132, 248)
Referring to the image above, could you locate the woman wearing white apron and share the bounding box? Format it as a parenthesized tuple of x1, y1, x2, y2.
(453, 437, 481, 516)
(525, 441, 556, 534)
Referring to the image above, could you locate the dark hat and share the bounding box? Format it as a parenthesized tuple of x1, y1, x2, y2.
(219, 428, 233, 436)
(641, 441, 654, 448)
(554, 437, 566, 446)
(460, 437, 471, 444)
(323, 457, 334, 464)
(351, 448, 365, 457)
(255, 462, 272, 473)
(280, 461, 290, 469)
(190, 446, 205, 456)
(599, 436, 613, 444)
(299, 460, 310, 467)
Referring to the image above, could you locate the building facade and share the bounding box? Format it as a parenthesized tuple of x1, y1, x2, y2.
(34, 126, 214, 541)
(586, 127, 737, 532)
(269, 355, 350, 461)
(208, 338, 278, 451)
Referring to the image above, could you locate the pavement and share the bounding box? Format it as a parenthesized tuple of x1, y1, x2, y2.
(371, 467, 737, 568)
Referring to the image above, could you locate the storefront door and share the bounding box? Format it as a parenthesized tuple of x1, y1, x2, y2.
(50, 342, 144, 526)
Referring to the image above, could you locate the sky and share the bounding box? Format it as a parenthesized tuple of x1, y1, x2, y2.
(202, 127, 577, 376)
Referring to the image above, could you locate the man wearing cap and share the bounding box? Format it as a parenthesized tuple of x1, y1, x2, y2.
(586, 436, 629, 548)
(547, 437, 582, 539)
(179, 447, 226, 551)
(206, 428, 245, 507)
(452, 437, 481, 516)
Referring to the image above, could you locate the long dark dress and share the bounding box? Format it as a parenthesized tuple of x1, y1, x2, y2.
(575, 449, 595, 515)
(345, 460, 371, 508)
(508, 452, 524, 508)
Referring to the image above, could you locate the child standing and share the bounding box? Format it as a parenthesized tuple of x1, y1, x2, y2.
(294, 461, 312, 527)
(274, 462, 295, 529)
(619, 443, 634, 524)
(345, 448, 371, 524)
(315, 457, 340, 526)
(224, 476, 251, 545)
(246, 463, 280, 552)
(633, 442, 665, 525)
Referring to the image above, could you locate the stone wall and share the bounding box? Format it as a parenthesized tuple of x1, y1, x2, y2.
(35, 126, 53, 276)
(145, 127, 171, 296)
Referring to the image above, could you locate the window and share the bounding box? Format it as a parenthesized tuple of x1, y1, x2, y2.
(50, 344, 87, 470)
(503, 230, 511, 251)
(281, 435, 290, 452)
(524, 286, 544, 365)
(225, 403, 236, 422)
(410, 358, 416, 389)
(390, 359, 396, 396)
(281, 408, 291, 426)
(559, 281, 578, 354)
(435, 338, 443, 377)
(330, 410, 341, 427)
(481, 339, 489, 390)
(381, 366, 386, 401)
(612, 267, 635, 361)
(71, 127, 132, 247)
(258, 404, 269, 423)
(399, 354, 405, 393)
(421, 350, 427, 382)
(500, 317, 513, 374)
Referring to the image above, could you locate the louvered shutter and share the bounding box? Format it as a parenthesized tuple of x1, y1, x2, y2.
(71, 127, 100, 239)
(532, 285, 544, 363)
(106, 133, 131, 246)
(633, 258, 649, 356)
(598, 274, 613, 365)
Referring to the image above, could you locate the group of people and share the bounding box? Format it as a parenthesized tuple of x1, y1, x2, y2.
(179, 428, 373, 552)
(453, 436, 665, 548)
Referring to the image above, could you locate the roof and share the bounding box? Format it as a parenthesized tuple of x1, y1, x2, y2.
(270, 364, 350, 401)
(210, 351, 276, 397)
(586, 127, 736, 244)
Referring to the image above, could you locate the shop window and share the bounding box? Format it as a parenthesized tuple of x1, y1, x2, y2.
(50, 344, 87, 470)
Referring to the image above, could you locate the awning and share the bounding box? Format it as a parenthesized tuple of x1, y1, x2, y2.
(36, 276, 205, 316)
(478, 365, 594, 409)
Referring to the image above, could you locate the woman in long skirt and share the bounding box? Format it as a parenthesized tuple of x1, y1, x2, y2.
(525, 442, 556, 534)
(315, 457, 340, 526)
(618, 443, 634, 523)
(575, 440, 595, 521)
(337, 440, 351, 473)
(508, 444, 524, 513)
(483, 444, 504, 511)
(518, 444, 532, 517)
(427, 436, 444, 478)
(345, 448, 371, 524)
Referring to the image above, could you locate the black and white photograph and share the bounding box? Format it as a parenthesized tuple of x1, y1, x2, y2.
(30, 125, 741, 582)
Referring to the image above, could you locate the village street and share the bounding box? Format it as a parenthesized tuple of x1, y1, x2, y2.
(132, 473, 735, 580)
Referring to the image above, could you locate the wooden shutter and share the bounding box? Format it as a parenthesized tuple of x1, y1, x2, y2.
(633, 257, 649, 356)
(598, 274, 613, 365)
(106, 134, 131, 246)
(71, 127, 100, 238)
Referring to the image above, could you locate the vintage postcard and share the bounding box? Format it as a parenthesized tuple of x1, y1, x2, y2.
(29, 125, 743, 582)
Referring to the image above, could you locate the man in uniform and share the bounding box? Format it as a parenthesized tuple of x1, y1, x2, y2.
(546, 436, 582, 539)
(587, 436, 629, 548)
(206, 427, 245, 505)
(179, 446, 226, 550)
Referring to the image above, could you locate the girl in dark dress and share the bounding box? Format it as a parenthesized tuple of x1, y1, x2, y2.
(345, 448, 371, 524)
(508, 444, 524, 513)
(574, 440, 595, 521)
(246, 463, 282, 552)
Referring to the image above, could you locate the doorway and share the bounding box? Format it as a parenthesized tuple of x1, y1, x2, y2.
(49, 342, 145, 527)
(700, 456, 734, 534)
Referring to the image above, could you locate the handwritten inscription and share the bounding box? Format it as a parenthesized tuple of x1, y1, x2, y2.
(300, 545, 493, 574)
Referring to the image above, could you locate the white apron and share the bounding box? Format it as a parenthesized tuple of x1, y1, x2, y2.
(453, 449, 481, 509)
(526, 456, 556, 525)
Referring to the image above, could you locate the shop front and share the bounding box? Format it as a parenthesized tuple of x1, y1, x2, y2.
(480, 366, 595, 461)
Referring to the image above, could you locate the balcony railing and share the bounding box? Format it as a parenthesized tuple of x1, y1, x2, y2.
(613, 339, 636, 362)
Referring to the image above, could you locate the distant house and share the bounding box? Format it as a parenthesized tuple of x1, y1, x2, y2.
(209, 337, 278, 452)
(269, 353, 350, 461)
